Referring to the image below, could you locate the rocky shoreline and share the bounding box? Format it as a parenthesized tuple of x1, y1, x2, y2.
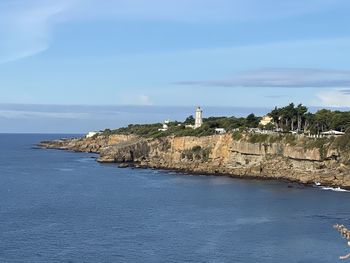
(39, 133, 350, 189)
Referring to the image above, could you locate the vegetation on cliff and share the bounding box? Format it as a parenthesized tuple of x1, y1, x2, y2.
(101, 114, 261, 138)
(103, 123, 215, 138)
(181, 145, 211, 162)
(41, 114, 350, 188)
(230, 130, 350, 162)
(269, 103, 350, 133)
(100, 104, 350, 148)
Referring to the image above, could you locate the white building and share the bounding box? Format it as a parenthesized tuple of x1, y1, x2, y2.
(259, 115, 273, 126)
(194, 106, 203, 129)
(215, 128, 226, 134)
(158, 122, 169, 132)
(86, 131, 99, 138)
(321, 130, 345, 137)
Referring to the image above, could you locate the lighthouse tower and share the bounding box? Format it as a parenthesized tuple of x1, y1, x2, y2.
(194, 106, 203, 129)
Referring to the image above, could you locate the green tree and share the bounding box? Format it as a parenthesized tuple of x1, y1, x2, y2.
(246, 113, 260, 128)
(284, 103, 296, 131)
(296, 104, 308, 132)
(330, 111, 350, 131)
(304, 112, 315, 133)
(184, 115, 195, 125)
(269, 107, 281, 130)
(315, 109, 332, 133)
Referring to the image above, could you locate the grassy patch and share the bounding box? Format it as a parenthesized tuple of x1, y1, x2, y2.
(181, 146, 212, 162)
(304, 137, 330, 150)
(101, 122, 218, 138)
(284, 134, 297, 146)
(334, 132, 350, 151)
(304, 137, 333, 160)
(232, 131, 243, 141)
(192, 145, 202, 152)
(268, 134, 284, 143)
(248, 134, 270, 144)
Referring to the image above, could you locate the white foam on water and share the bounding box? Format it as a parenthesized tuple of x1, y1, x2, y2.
(314, 182, 349, 192)
(320, 186, 350, 192)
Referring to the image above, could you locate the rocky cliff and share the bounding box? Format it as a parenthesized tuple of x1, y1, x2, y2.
(39, 133, 350, 188)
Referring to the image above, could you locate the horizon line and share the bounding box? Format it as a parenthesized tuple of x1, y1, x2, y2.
(1, 102, 350, 109)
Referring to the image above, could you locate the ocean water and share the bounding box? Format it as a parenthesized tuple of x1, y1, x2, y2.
(1, 134, 350, 262)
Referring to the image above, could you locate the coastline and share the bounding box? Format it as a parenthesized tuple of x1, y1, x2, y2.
(38, 132, 350, 190)
(39, 146, 349, 193)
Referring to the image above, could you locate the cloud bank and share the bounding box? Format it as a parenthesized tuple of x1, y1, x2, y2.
(316, 90, 350, 107)
(176, 68, 350, 88)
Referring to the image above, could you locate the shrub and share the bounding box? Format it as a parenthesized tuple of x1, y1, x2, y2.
(334, 132, 350, 151)
(304, 137, 333, 160)
(305, 137, 329, 150)
(269, 134, 283, 143)
(202, 148, 211, 162)
(192, 145, 202, 152)
(284, 134, 297, 146)
(248, 134, 269, 144)
(181, 146, 212, 162)
(232, 131, 242, 141)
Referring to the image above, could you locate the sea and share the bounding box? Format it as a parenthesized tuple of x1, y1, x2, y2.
(1, 133, 350, 263)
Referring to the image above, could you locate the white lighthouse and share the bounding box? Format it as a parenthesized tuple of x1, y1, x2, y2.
(194, 106, 203, 129)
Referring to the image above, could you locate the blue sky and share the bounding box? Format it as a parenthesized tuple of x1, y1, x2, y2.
(1, 0, 350, 132)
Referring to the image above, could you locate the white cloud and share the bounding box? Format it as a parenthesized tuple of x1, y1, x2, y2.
(1, 0, 348, 63)
(137, 95, 153, 106)
(0, 110, 90, 119)
(316, 90, 350, 107)
(176, 68, 350, 88)
(118, 93, 154, 106)
(0, 0, 77, 63)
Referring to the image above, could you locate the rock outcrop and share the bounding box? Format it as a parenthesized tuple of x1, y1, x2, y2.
(39, 133, 350, 188)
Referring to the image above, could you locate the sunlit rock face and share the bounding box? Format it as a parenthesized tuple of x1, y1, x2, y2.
(39, 133, 350, 188)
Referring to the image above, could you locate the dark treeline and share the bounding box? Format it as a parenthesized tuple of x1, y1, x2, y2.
(192, 103, 350, 134)
(269, 103, 350, 134)
(102, 103, 350, 138)
(185, 114, 260, 130)
(103, 114, 262, 138)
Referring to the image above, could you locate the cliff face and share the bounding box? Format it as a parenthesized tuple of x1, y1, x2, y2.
(39, 134, 138, 153)
(40, 133, 350, 188)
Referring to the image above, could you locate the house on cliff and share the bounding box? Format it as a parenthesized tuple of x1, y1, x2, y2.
(259, 115, 274, 126)
(321, 130, 345, 137)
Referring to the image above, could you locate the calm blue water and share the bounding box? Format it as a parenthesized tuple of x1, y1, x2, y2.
(1, 134, 350, 263)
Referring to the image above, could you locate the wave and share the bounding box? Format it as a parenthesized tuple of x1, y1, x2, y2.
(314, 183, 349, 192)
(320, 186, 350, 192)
